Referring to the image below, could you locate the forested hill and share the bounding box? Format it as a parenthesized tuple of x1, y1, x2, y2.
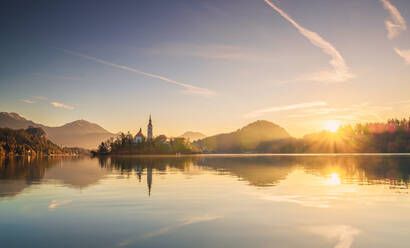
(0, 127, 85, 156)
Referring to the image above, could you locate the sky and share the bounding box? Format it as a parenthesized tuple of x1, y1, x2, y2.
(0, 0, 409, 137)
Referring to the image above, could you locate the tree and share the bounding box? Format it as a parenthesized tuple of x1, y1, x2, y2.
(97, 142, 110, 154)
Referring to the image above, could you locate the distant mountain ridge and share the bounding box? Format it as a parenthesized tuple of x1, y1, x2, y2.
(0, 112, 115, 149)
(195, 120, 291, 153)
(179, 131, 206, 141)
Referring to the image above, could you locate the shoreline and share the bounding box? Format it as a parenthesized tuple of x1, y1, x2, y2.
(92, 153, 410, 158)
(3, 153, 410, 159)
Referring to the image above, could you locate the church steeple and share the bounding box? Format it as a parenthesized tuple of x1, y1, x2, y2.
(147, 115, 153, 141)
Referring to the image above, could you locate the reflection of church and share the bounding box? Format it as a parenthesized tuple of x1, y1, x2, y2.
(135, 166, 153, 196)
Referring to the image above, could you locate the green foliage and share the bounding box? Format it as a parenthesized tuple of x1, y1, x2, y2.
(95, 133, 200, 155)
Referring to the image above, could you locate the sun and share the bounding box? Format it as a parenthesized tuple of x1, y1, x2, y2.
(323, 120, 340, 133)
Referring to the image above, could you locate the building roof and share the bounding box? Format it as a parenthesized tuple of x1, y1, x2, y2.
(135, 128, 144, 138)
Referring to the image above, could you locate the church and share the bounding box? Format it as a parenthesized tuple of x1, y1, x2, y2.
(134, 115, 153, 143)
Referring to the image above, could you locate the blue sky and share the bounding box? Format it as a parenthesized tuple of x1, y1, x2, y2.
(1, 0, 409, 137)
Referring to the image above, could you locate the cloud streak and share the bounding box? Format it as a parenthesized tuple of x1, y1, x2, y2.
(380, 0, 407, 39)
(306, 225, 360, 248)
(21, 99, 35, 104)
(264, 0, 354, 83)
(51, 101, 74, 110)
(394, 48, 410, 64)
(245, 101, 327, 118)
(48, 200, 72, 210)
(56, 48, 215, 96)
(259, 194, 330, 208)
(287, 103, 392, 122)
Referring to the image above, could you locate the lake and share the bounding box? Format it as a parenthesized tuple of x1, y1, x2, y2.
(0, 155, 409, 248)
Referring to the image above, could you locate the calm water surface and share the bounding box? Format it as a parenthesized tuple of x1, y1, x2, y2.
(0, 155, 409, 248)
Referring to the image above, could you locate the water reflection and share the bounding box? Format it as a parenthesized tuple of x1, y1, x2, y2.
(0, 156, 109, 198)
(198, 155, 409, 188)
(0, 155, 409, 199)
(0, 155, 410, 248)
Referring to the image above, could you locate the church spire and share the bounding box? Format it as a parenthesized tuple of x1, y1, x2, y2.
(147, 115, 153, 141)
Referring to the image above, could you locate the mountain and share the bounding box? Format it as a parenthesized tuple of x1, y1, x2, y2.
(179, 131, 206, 141)
(0, 112, 39, 129)
(0, 112, 115, 149)
(195, 120, 291, 153)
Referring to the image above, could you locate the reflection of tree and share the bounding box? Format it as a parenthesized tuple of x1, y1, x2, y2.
(1, 155, 408, 199)
(0, 156, 60, 181)
(300, 156, 409, 187)
(97, 156, 200, 196)
(99, 156, 197, 174)
(94, 155, 410, 188)
(0, 156, 108, 198)
(0, 156, 62, 197)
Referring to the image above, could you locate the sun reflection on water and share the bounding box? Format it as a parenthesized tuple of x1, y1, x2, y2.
(326, 173, 341, 185)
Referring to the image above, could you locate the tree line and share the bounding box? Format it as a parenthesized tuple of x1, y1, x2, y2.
(258, 118, 410, 153)
(95, 132, 200, 155)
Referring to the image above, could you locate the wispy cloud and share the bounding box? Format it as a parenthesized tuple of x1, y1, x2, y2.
(56, 48, 215, 96)
(21, 99, 35, 104)
(148, 43, 264, 62)
(118, 214, 221, 247)
(394, 48, 410, 64)
(305, 225, 360, 248)
(48, 200, 72, 210)
(286, 103, 393, 122)
(51, 101, 74, 110)
(380, 0, 407, 39)
(259, 194, 330, 208)
(31, 95, 47, 100)
(264, 0, 354, 83)
(245, 101, 327, 118)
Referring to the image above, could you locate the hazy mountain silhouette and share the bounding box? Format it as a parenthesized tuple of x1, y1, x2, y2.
(0, 112, 115, 149)
(179, 131, 206, 141)
(196, 120, 291, 153)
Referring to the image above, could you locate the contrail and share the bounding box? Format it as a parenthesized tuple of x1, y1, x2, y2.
(380, 0, 407, 39)
(245, 101, 327, 118)
(56, 48, 215, 96)
(264, 0, 354, 83)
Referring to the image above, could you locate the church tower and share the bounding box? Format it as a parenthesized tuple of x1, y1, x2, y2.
(147, 115, 153, 141)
